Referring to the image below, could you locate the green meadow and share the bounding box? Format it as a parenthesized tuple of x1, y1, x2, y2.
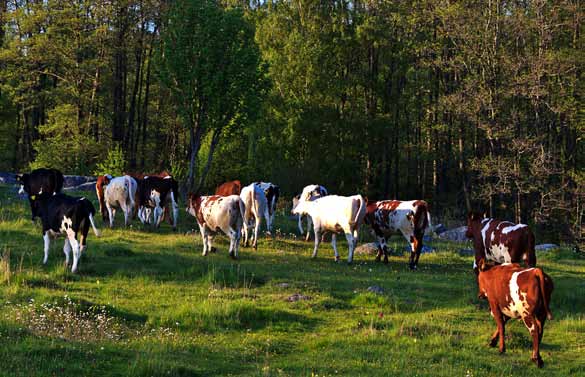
(0, 185, 583, 377)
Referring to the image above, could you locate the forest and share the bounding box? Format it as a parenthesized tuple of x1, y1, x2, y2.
(0, 0, 582, 243)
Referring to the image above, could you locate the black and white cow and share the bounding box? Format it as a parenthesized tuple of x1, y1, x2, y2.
(17, 168, 64, 220)
(254, 182, 279, 233)
(137, 175, 179, 230)
(34, 193, 101, 273)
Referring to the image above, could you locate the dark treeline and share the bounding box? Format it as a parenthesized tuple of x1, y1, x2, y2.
(0, 0, 582, 243)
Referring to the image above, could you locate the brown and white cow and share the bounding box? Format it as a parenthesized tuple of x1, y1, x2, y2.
(95, 174, 112, 222)
(478, 261, 554, 368)
(186, 193, 245, 259)
(215, 180, 242, 196)
(364, 200, 431, 270)
(254, 182, 280, 233)
(466, 212, 536, 273)
(292, 184, 328, 241)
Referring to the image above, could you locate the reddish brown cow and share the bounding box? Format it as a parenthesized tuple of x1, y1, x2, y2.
(127, 171, 174, 224)
(95, 174, 112, 222)
(364, 199, 431, 270)
(478, 261, 553, 368)
(215, 180, 242, 196)
(466, 212, 536, 273)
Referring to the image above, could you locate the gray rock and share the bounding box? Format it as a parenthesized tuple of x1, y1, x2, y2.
(63, 182, 97, 192)
(0, 172, 18, 185)
(438, 226, 469, 242)
(535, 244, 559, 252)
(459, 248, 475, 256)
(63, 175, 96, 188)
(367, 285, 384, 295)
(277, 283, 290, 289)
(286, 293, 311, 302)
(432, 224, 447, 235)
(354, 242, 379, 256)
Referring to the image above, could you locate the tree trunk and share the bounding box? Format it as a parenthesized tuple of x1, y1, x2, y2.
(195, 127, 222, 194)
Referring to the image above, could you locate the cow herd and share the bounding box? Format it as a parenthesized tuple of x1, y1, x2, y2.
(14, 168, 556, 367)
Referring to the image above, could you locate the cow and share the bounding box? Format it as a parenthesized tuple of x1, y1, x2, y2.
(364, 200, 431, 270)
(17, 168, 64, 220)
(186, 193, 245, 258)
(137, 175, 179, 230)
(215, 180, 242, 196)
(127, 171, 172, 223)
(291, 195, 366, 264)
(95, 174, 112, 222)
(477, 261, 554, 368)
(239, 183, 271, 249)
(103, 176, 138, 228)
(254, 182, 280, 233)
(33, 192, 101, 273)
(466, 212, 536, 274)
(292, 184, 328, 241)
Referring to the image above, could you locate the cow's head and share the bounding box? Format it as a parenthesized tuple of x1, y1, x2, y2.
(186, 193, 204, 224)
(16, 173, 30, 195)
(465, 211, 486, 239)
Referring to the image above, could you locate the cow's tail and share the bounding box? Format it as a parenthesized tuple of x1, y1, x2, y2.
(238, 197, 246, 227)
(350, 195, 366, 227)
(535, 268, 553, 320)
(413, 201, 430, 233)
(89, 213, 101, 237)
(125, 176, 135, 209)
(79, 198, 101, 237)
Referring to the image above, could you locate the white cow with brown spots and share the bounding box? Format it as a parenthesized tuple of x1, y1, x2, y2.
(291, 194, 366, 263)
(292, 184, 328, 241)
(186, 193, 245, 258)
(478, 261, 554, 367)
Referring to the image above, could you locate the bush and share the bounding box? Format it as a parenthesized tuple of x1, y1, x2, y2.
(94, 145, 127, 176)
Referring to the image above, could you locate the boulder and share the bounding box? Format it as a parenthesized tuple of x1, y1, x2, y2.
(63, 182, 97, 192)
(437, 226, 469, 242)
(354, 242, 379, 256)
(286, 293, 311, 302)
(0, 172, 18, 185)
(535, 244, 559, 252)
(432, 224, 447, 235)
(63, 175, 96, 188)
(367, 285, 384, 295)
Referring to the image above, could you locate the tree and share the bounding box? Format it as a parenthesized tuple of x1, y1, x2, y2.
(157, 0, 263, 192)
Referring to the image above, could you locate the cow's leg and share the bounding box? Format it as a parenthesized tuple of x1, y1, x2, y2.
(122, 200, 130, 227)
(490, 305, 507, 354)
(305, 216, 313, 242)
(297, 215, 304, 236)
(208, 235, 216, 253)
(331, 234, 340, 262)
(228, 228, 238, 259)
(345, 231, 356, 264)
(199, 226, 209, 256)
(43, 231, 51, 265)
(242, 220, 250, 247)
(106, 202, 115, 228)
(154, 206, 164, 228)
(408, 234, 419, 270)
(171, 194, 179, 230)
(63, 238, 71, 266)
(312, 227, 322, 258)
(252, 216, 260, 250)
(69, 234, 81, 273)
(489, 316, 509, 347)
(523, 315, 544, 367)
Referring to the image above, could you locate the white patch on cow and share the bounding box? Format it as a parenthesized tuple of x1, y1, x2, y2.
(502, 269, 534, 318)
(481, 218, 490, 224)
(18, 185, 24, 195)
(163, 175, 172, 179)
(501, 224, 527, 234)
(489, 243, 511, 263)
(43, 231, 50, 264)
(38, 188, 43, 195)
(491, 232, 495, 241)
(481, 219, 493, 247)
(473, 260, 477, 270)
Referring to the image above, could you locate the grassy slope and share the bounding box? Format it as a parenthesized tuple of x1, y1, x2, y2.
(0, 185, 583, 377)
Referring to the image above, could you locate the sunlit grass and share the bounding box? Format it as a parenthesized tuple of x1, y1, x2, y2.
(0, 184, 583, 376)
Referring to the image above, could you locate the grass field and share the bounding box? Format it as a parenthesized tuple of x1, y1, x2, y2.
(0, 184, 583, 377)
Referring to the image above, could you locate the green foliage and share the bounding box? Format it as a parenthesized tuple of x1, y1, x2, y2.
(30, 104, 101, 175)
(93, 145, 127, 176)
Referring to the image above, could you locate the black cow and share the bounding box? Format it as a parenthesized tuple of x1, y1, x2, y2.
(137, 176, 179, 229)
(34, 193, 101, 273)
(17, 168, 64, 220)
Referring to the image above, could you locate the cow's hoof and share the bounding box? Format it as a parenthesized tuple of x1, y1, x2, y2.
(499, 348, 506, 354)
(383, 257, 389, 264)
(489, 339, 498, 348)
(202, 252, 208, 257)
(532, 357, 543, 368)
(375, 256, 381, 262)
(210, 247, 217, 253)
(229, 253, 237, 260)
